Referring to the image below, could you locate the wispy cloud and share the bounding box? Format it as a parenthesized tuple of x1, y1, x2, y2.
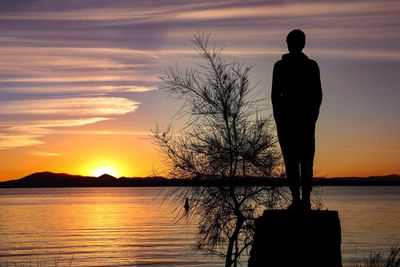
(0, 2, 227, 21)
(56, 130, 150, 136)
(0, 46, 160, 93)
(0, 96, 138, 149)
(0, 134, 44, 149)
(0, 96, 139, 116)
(178, 1, 400, 20)
(0, 118, 112, 136)
(0, 85, 157, 94)
(30, 151, 64, 157)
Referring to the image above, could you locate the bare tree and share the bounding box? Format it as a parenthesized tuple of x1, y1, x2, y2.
(152, 33, 288, 267)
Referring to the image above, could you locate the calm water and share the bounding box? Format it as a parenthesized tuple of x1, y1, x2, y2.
(0, 187, 399, 266)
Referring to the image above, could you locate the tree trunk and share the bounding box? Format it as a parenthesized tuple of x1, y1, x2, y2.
(225, 215, 244, 267)
(234, 238, 239, 267)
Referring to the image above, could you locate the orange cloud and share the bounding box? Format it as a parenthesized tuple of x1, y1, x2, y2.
(30, 151, 64, 157)
(0, 96, 139, 149)
(0, 134, 44, 149)
(0, 97, 139, 116)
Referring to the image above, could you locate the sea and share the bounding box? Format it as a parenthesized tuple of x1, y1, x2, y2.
(0, 187, 399, 267)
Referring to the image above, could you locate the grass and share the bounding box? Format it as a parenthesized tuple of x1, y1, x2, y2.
(1, 246, 399, 266)
(0, 252, 74, 267)
(353, 247, 400, 267)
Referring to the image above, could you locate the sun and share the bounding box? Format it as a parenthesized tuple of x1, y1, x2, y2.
(91, 166, 119, 177)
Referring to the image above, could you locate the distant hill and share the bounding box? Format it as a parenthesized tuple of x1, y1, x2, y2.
(314, 174, 400, 186)
(0, 172, 399, 188)
(0, 172, 173, 188)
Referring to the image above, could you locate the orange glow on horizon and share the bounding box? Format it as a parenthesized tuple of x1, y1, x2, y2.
(91, 166, 119, 177)
(82, 158, 128, 178)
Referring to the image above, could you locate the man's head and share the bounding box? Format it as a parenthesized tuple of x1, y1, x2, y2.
(286, 29, 306, 53)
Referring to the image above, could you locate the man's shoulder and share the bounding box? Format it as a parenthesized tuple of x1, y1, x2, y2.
(274, 54, 319, 69)
(307, 58, 319, 66)
(273, 59, 284, 69)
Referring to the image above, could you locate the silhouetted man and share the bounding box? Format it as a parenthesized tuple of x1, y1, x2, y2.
(271, 29, 322, 210)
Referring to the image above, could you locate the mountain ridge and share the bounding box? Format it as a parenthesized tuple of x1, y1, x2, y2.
(0, 171, 168, 187)
(0, 171, 399, 188)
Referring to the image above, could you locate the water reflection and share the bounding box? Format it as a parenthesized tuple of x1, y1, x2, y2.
(0, 187, 399, 266)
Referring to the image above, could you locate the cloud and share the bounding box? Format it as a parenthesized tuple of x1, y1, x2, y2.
(0, 2, 228, 21)
(312, 48, 400, 61)
(0, 46, 160, 93)
(0, 117, 113, 149)
(0, 85, 157, 94)
(173, 1, 400, 21)
(0, 96, 139, 149)
(30, 151, 64, 157)
(56, 130, 150, 136)
(0, 117, 112, 132)
(0, 134, 44, 149)
(0, 96, 139, 116)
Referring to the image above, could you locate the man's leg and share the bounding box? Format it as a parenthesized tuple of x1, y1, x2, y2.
(300, 125, 316, 209)
(278, 124, 301, 209)
(285, 155, 301, 207)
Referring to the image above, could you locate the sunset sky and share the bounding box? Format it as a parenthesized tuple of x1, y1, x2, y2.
(0, 0, 399, 180)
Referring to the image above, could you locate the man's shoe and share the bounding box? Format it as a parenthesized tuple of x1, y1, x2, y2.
(287, 200, 301, 210)
(300, 199, 312, 211)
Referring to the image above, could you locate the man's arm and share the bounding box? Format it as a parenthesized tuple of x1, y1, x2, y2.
(314, 63, 322, 109)
(311, 61, 323, 122)
(271, 61, 282, 123)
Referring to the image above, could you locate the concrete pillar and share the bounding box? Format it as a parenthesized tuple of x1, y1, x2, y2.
(248, 210, 342, 267)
